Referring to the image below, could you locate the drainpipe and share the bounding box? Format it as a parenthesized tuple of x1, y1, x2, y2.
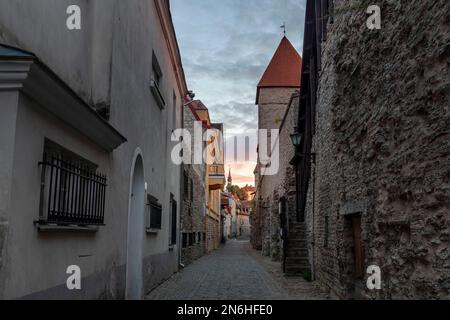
(179, 95, 195, 268)
(179, 169, 184, 268)
(311, 155, 316, 281)
(178, 119, 185, 268)
(218, 191, 222, 244)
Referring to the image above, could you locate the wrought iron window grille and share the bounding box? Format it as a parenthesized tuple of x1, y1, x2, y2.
(37, 153, 107, 227)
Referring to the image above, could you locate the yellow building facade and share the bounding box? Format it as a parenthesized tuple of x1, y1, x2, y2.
(189, 103, 225, 253)
(205, 124, 225, 253)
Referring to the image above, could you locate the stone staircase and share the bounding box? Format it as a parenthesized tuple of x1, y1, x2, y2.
(284, 222, 311, 277)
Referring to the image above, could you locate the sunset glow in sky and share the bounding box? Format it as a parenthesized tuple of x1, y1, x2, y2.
(171, 0, 306, 187)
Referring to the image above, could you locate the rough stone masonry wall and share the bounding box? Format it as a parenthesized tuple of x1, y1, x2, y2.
(253, 87, 299, 256)
(251, 191, 263, 250)
(306, 0, 450, 299)
(255, 94, 299, 263)
(270, 94, 300, 262)
(182, 109, 207, 266)
(181, 166, 206, 266)
(279, 94, 300, 227)
(206, 215, 219, 253)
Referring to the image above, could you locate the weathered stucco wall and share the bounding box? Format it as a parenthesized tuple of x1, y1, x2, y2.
(0, 0, 185, 299)
(3, 94, 113, 299)
(0, 0, 114, 109)
(306, 0, 450, 299)
(0, 92, 20, 299)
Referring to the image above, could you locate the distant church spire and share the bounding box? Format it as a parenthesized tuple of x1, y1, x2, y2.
(227, 169, 232, 187)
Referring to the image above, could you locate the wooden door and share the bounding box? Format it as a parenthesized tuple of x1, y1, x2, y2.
(351, 215, 364, 279)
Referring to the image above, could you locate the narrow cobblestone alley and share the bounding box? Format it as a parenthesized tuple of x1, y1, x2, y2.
(146, 240, 328, 300)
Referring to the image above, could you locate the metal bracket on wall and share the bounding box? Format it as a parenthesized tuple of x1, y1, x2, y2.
(290, 153, 317, 165)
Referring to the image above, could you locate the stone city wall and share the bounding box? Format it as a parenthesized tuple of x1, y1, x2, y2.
(305, 0, 450, 299)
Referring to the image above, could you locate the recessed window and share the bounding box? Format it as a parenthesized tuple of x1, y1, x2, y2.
(146, 194, 162, 230)
(324, 215, 329, 248)
(170, 195, 177, 246)
(38, 140, 107, 227)
(150, 51, 165, 109)
(350, 214, 364, 279)
(182, 233, 188, 248)
(189, 233, 195, 246)
(152, 51, 162, 87)
(184, 171, 189, 199)
(172, 91, 178, 131)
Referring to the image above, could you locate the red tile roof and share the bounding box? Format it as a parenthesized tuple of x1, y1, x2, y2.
(243, 186, 256, 192)
(187, 100, 212, 129)
(190, 100, 208, 111)
(256, 37, 302, 103)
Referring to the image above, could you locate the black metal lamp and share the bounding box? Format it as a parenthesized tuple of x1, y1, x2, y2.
(290, 127, 302, 147)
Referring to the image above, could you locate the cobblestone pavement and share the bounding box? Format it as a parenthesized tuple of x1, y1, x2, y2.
(146, 239, 329, 300)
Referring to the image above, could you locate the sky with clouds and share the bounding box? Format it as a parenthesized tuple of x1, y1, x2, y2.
(171, 0, 306, 186)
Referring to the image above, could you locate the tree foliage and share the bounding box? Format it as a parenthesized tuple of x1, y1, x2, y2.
(226, 185, 246, 201)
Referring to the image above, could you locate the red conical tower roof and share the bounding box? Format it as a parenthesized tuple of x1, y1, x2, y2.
(256, 36, 302, 103)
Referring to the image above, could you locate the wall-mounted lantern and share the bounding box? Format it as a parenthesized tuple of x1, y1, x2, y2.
(290, 127, 302, 147)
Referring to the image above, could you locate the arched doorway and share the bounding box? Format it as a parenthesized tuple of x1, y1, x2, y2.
(126, 152, 145, 300)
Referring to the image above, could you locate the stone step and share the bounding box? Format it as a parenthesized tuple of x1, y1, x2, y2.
(289, 235, 307, 239)
(289, 234, 306, 238)
(285, 268, 311, 277)
(286, 239, 307, 247)
(285, 264, 310, 272)
(289, 227, 306, 233)
(285, 258, 309, 269)
(286, 256, 309, 261)
(290, 223, 307, 228)
(286, 254, 308, 260)
(288, 228, 307, 234)
(285, 248, 308, 257)
(287, 230, 307, 234)
(288, 227, 306, 232)
(287, 240, 307, 245)
(286, 246, 307, 253)
(290, 222, 307, 227)
(285, 267, 310, 275)
(286, 264, 310, 273)
(289, 226, 306, 229)
(286, 257, 309, 265)
(285, 264, 310, 271)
